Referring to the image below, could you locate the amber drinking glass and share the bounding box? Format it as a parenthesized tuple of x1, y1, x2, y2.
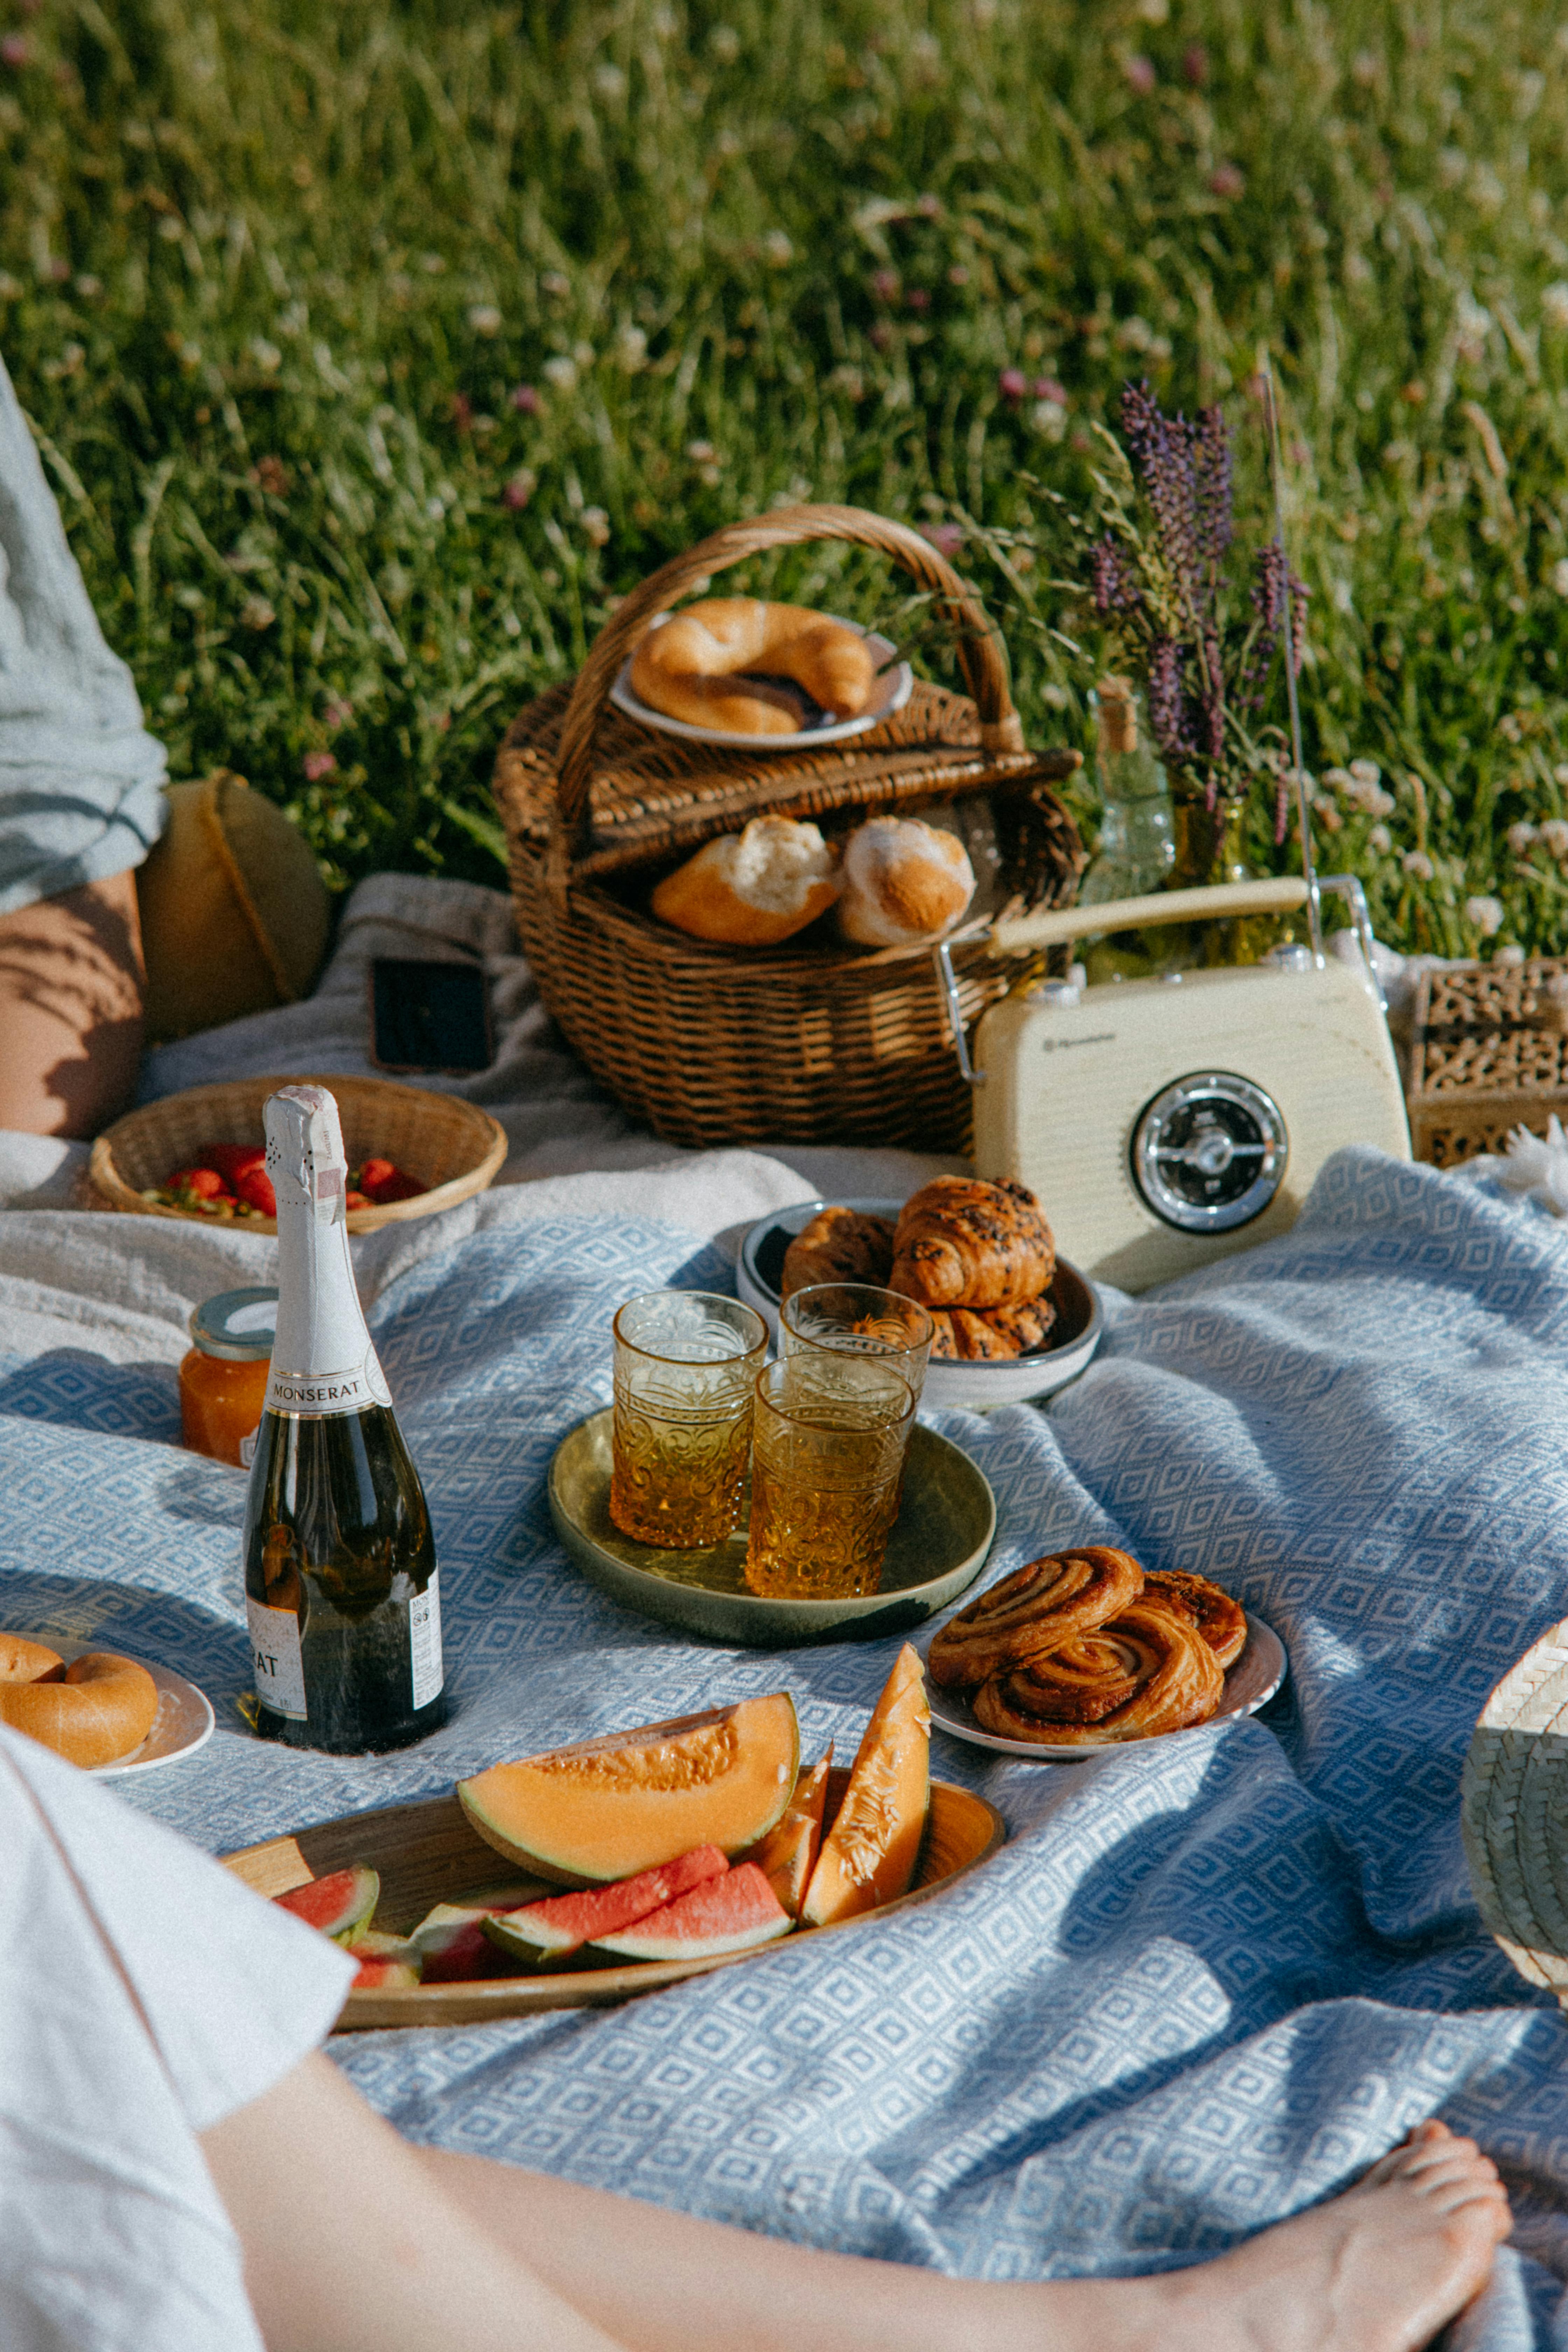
(744, 1354, 915, 1600)
(609, 1290, 768, 1548)
(778, 1283, 935, 1406)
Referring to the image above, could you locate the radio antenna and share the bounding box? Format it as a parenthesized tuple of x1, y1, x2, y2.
(1259, 350, 1324, 964)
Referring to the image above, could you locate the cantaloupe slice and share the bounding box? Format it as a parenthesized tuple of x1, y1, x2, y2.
(801, 1646, 929, 1927)
(745, 1748, 833, 1918)
(458, 1693, 800, 1887)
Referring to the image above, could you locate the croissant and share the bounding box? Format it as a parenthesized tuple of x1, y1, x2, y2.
(890, 1177, 1055, 1312)
(1143, 1569, 1248, 1671)
(780, 1207, 896, 1299)
(927, 1546, 1144, 1690)
(971, 1600, 1224, 1745)
(928, 1309, 1017, 1361)
(630, 598, 876, 736)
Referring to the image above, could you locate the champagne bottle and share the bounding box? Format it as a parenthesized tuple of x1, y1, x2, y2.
(243, 1085, 446, 1754)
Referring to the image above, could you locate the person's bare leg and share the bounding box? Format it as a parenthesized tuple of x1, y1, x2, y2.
(0, 868, 145, 1135)
(425, 2117, 1511, 2352)
(198, 2051, 631, 2352)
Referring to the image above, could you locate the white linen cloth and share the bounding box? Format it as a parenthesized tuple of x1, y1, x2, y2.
(0, 1723, 351, 2351)
(0, 355, 167, 913)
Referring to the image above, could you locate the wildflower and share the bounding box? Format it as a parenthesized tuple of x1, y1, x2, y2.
(710, 24, 740, 61)
(1208, 164, 1245, 200)
(917, 193, 941, 217)
(868, 322, 895, 351)
(998, 367, 1027, 403)
(302, 750, 337, 782)
(1544, 284, 1568, 332)
(502, 470, 536, 511)
(1552, 560, 1568, 597)
(252, 455, 290, 496)
(948, 264, 970, 286)
(1402, 850, 1435, 881)
(1321, 767, 1352, 792)
(542, 355, 578, 391)
(75, 274, 101, 299)
(1348, 756, 1381, 786)
(540, 270, 570, 297)
(1496, 943, 1527, 966)
(920, 522, 964, 557)
(871, 269, 899, 301)
(1507, 822, 1539, 854)
(592, 63, 627, 99)
(323, 699, 353, 730)
(1555, 764, 1568, 786)
(1368, 824, 1392, 852)
(581, 507, 610, 546)
(0, 34, 28, 66)
(763, 230, 794, 267)
(1466, 895, 1505, 936)
(449, 393, 473, 432)
(1181, 42, 1208, 83)
(1034, 376, 1068, 404)
(239, 595, 275, 631)
(686, 440, 718, 463)
(616, 325, 648, 369)
(510, 383, 540, 413)
(1124, 54, 1156, 94)
(467, 304, 502, 336)
(250, 337, 282, 372)
(906, 287, 931, 311)
(1541, 818, 1568, 859)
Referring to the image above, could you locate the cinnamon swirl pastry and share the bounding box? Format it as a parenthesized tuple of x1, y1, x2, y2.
(927, 1546, 1144, 1691)
(971, 1599, 1224, 1745)
(1144, 1569, 1248, 1671)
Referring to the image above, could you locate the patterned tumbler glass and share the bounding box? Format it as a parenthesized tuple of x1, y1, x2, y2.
(744, 1352, 915, 1599)
(778, 1282, 935, 1406)
(609, 1290, 768, 1549)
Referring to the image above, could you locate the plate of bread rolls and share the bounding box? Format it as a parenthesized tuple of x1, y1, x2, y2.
(0, 1633, 215, 1774)
(613, 600, 912, 749)
(738, 1176, 1104, 1410)
(918, 1546, 1286, 1762)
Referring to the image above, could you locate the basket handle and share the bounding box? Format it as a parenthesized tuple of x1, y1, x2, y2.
(550, 503, 1023, 873)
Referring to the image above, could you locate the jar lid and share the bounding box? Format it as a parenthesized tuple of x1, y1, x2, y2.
(189, 1286, 279, 1361)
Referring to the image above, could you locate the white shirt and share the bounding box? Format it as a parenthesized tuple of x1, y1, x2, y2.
(0, 1725, 354, 2351)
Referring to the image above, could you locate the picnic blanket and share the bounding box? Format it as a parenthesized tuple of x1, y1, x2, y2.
(3, 878, 1568, 2344)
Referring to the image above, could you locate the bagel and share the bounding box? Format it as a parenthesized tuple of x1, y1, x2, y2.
(0, 1646, 160, 1768)
(0, 1633, 64, 1685)
(629, 598, 877, 735)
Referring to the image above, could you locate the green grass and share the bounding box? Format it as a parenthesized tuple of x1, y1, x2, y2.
(10, 0, 1568, 955)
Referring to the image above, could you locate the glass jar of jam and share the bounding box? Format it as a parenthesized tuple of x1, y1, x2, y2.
(180, 1287, 278, 1467)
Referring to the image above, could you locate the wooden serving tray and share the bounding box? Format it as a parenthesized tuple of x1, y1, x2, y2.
(224, 1769, 1006, 2030)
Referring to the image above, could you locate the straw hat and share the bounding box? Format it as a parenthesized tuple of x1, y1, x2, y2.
(1461, 1615, 1568, 2001)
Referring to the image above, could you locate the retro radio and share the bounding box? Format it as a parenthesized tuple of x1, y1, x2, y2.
(938, 874, 1410, 1294)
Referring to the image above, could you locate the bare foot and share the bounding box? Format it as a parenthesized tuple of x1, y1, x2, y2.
(1134, 2120, 1512, 2352)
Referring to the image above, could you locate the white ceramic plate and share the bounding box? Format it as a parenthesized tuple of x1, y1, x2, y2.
(610, 617, 913, 751)
(736, 1196, 1104, 1411)
(21, 1638, 217, 1776)
(919, 1610, 1287, 1763)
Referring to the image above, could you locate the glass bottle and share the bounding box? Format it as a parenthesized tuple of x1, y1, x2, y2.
(1079, 678, 1178, 983)
(242, 1084, 446, 1754)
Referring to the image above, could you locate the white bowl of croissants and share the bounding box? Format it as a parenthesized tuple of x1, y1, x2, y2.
(738, 1175, 1104, 1410)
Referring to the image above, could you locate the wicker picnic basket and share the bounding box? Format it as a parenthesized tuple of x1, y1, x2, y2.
(491, 503, 1083, 1152)
(1408, 958, 1568, 1165)
(86, 1074, 507, 1234)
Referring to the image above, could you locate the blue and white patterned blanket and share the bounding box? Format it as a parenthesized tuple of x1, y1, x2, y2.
(4, 1144, 1568, 2344)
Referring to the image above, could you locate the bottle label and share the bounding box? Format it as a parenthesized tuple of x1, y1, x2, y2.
(265, 1344, 393, 1418)
(247, 1596, 307, 1720)
(410, 1572, 443, 1710)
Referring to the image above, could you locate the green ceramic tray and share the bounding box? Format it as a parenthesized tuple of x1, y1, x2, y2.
(549, 1408, 995, 1648)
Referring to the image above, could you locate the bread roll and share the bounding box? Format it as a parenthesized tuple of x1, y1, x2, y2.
(651, 818, 842, 946)
(836, 818, 975, 948)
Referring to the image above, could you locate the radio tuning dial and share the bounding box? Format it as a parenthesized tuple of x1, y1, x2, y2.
(1130, 1072, 1288, 1233)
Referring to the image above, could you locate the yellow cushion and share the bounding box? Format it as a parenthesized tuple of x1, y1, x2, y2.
(136, 773, 332, 1043)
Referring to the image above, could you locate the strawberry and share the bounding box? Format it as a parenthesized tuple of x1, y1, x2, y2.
(166, 1166, 229, 1200)
(235, 1165, 278, 1217)
(197, 1143, 266, 1189)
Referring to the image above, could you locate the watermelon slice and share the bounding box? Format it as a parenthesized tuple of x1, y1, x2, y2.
(274, 1865, 379, 1943)
(411, 1900, 537, 1983)
(586, 1861, 791, 1962)
(342, 1928, 423, 1992)
(484, 1844, 729, 1966)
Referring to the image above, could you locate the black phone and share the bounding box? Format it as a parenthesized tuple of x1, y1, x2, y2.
(370, 959, 493, 1073)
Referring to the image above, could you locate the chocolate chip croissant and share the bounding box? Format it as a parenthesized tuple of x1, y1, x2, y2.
(971, 1599, 1225, 1746)
(927, 1547, 1144, 1689)
(890, 1176, 1055, 1312)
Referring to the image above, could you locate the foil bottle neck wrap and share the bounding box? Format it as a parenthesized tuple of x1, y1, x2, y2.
(263, 1086, 392, 1416)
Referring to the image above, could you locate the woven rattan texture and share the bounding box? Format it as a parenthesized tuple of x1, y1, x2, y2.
(490, 502, 1084, 1151)
(494, 676, 1069, 882)
(1461, 1613, 1568, 2003)
(88, 1074, 507, 1234)
(1409, 960, 1568, 1166)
